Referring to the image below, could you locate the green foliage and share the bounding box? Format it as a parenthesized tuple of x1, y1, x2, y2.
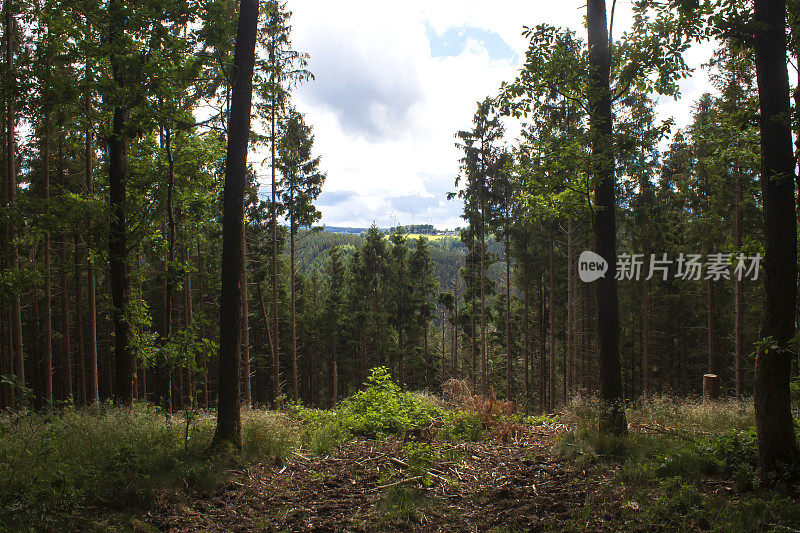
(337, 367, 441, 438)
(294, 367, 490, 453)
(440, 411, 485, 442)
(0, 406, 293, 530)
(524, 413, 560, 426)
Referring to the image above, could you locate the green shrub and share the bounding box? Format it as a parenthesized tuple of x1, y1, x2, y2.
(295, 367, 445, 452)
(440, 411, 485, 442)
(339, 367, 442, 438)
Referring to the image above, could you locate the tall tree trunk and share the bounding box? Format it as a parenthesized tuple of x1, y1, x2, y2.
(43, 104, 53, 405)
(707, 278, 715, 376)
(753, 0, 800, 476)
(183, 243, 194, 407)
(58, 128, 72, 401)
(453, 288, 459, 378)
(524, 279, 530, 407)
(74, 235, 86, 405)
(538, 280, 546, 413)
(257, 279, 277, 405)
(505, 230, 512, 399)
(480, 188, 487, 394)
(5, 1, 23, 394)
(588, 0, 625, 434)
(84, 78, 98, 405)
(642, 276, 650, 397)
(548, 224, 555, 412)
(214, 0, 258, 448)
(424, 323, 430, 388)
(290, 217, 298, 401)
(109, 0, 133, 404)
(269, 23, 281, 407)
(241, 232, 251, 407)
(566, 219, 573, 401)
(734, 161, 744, 398)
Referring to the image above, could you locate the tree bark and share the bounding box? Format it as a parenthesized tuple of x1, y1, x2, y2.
(43, 101, 53, 405)
(269, 17, 281, 406)
(753, 0, 800, 476)
(588, 0, 626, 434)
(241, 233, 251, 407)
(109, 0, 133, 405)
(214, 0, 258, 447)
(505, 230, 512, 399)
(58, 128, 72, 401)
(548, 224, 555, 412)
(74, 234, 86, 405)
(290, 212, 298, 401)
(5, 1, 23, 394)
(734, 161, 744, 398)
(538, 281, 546, 413)
(84, 77, 98, 405)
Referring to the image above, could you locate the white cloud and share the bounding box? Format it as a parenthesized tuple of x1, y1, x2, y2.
(258, 0, 716, 229)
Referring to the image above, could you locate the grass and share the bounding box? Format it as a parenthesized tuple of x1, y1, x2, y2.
(557, 394, 800, 531)
(0, 403, 295, 531)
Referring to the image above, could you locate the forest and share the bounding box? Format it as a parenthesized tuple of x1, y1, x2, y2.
(1, 0, 800, 530)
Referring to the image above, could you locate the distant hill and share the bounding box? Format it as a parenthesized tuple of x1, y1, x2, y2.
(291, 229, 468, 291)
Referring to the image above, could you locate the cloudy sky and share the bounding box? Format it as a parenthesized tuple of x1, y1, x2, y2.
(262, 0, 715, 229)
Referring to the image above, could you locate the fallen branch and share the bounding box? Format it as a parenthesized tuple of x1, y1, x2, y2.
(375, 475, 423, 490)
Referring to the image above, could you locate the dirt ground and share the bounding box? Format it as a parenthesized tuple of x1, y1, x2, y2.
(141, 426, 625, 532)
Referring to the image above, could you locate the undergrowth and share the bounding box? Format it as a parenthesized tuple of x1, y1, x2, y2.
(293, 367, 500, 454)
(558, 394, 800, 531)
(0, 404, 293, 531)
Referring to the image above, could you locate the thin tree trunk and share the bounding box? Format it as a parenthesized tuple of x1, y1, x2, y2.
(74, 234, 86, 405)
(43, 103, 53, 405)
(241, 232, 251, 407)
(257, 280, 277, 405)
(214, 0, 258, 448)
(753, 0, 800, 476)
(453, 288, 459, 378)
(524, 278, 530, 408)
(84, 76, 98, 404)
(566, 220, 573, 401)
(505, 230, 512, 399)
(642, 276, 650, 397)
(707, 278, 715, 376)
(538, 281, 546, 413)
(290, 217, 298, 401)
(183, 243, 194, 407)
(58, 128, 72, 401)
(548, 224, 555, 412)
(269, 24, 281, 406)
(734, 162, 744, 398)
(480, 186, 487, 394)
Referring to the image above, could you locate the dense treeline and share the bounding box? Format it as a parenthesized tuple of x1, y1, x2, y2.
(2, 0, 799, 477)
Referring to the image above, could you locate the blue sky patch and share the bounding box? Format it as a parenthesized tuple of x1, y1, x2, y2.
(425, 23, 516, 61)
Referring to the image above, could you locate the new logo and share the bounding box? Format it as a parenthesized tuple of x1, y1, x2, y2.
(578, 250, 608, 282)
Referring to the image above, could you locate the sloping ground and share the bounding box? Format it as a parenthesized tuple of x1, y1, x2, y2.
(143, 427, 622, 532)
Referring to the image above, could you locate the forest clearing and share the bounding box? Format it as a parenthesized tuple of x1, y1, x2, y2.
(3, 369, 799, 531)
(4, 0, 800, 530)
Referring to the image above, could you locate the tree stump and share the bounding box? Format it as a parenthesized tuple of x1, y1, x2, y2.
(703, 374, 720, 402)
